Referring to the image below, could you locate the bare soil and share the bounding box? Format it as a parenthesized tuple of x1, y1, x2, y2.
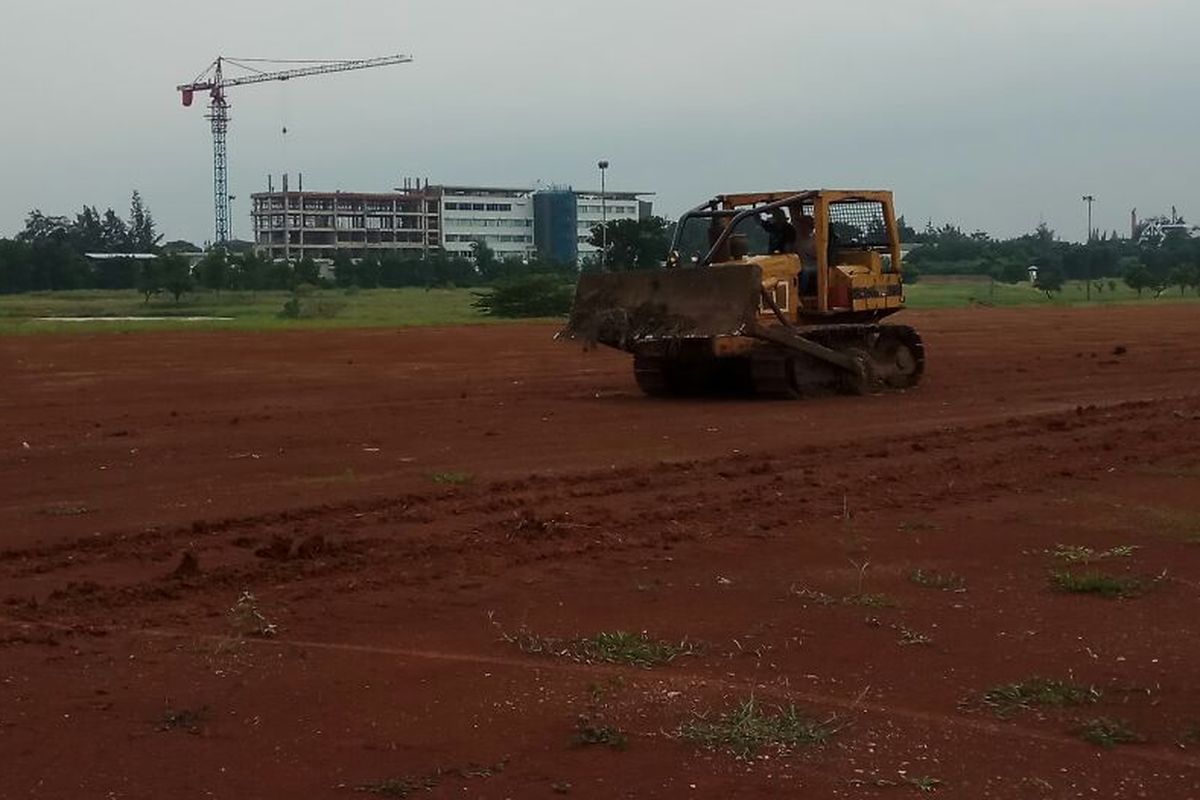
(3, 304, 1200, 799)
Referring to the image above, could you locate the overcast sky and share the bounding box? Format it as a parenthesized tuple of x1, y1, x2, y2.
(1, 0, 1196, 245)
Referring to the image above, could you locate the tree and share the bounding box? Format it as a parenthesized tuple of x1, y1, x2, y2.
(0, 239, 34, 293)
(17, 210, 71, 244)
(157, 253, 193, 303)
(127, 190, 161, 252)
(1169, 264, 1199, 296)
(471, 238, 499, 281)
(587, 216, 671, 270)
(1123, 263, 1152, 298)
(196, 249, 230, 292)
(294, 254, 321, 286)
(356, 254, 382, 288)
(71, 206, 106, 253)
(231, 251, 269, 291)
(134, 259, 162, 303)
(101, 209, 130, 252)
(1034, 264, 1064, 299)
(332, 251, 356, 287)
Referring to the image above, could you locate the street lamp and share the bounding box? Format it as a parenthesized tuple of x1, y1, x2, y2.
(1082, 194, 1096, 300)
(1081, 194, 1095, 243)
(598, 160, 609, 270)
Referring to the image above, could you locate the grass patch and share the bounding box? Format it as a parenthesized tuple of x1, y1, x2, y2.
(1075, 717, 1144, 748)
(0, 287, 512, 335)
(1049, 570, 1144, 598)
(430, 471, 473, 485)
(1049, 544, 1137, 564)
(909, 568, 966, 591)
(981, 678, 1100, 716)
(573, 717, 628, 750)
(842, 592, 897, 608)
(499, 625, 698, 668)
(680, 697, 836, 758)
(906, 776, 944, 793)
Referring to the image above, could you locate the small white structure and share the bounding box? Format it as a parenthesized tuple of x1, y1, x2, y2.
(1027, 264, 1039, 284)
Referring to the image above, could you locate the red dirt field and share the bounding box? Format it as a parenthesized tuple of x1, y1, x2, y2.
(2, 304, 1200, 799)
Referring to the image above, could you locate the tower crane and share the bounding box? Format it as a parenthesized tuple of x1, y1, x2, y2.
(177, 54, 412, 245)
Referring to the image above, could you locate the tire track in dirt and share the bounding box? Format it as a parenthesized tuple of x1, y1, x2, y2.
(4, 394, 1197, 627)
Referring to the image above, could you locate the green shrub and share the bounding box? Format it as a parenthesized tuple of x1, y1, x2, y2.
(473, 274, 574, 318)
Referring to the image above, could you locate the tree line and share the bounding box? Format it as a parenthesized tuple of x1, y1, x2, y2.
(3, 195, 1197, 300)
(905, 219, 1200, 297)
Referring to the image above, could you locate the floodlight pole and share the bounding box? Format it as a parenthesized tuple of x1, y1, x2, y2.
(598, 160, 609, 270)
(1082, 194, 1095, 300)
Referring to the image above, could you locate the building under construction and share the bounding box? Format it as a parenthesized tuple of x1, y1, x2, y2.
(250, 177, 652, 265)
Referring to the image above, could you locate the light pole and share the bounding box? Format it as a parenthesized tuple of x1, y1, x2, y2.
(598, 160, 609, 270)
(1082, 194, 1095, 300)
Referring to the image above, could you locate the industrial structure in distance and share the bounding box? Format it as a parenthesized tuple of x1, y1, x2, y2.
(251, 176, 653, 266)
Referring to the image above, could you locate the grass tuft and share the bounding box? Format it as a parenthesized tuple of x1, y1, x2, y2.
(228, 590, 277, 637)
(1049, 570, 1144, 598)
(157, 707, 207, 733)
(1076, 717, 1144, 748)
(680, 697, 836, 758)
(981, 677, 1100, 716)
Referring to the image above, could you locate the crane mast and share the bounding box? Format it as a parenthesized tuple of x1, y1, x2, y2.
(177, 54, 412, 245)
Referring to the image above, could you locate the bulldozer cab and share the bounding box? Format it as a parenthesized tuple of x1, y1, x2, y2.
(667, 190, 905, 317)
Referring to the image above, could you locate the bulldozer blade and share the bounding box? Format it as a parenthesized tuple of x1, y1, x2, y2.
(560, 265, 764, 350)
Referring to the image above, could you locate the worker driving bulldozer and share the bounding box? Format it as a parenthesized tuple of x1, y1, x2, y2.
(562, 189, 924, 398)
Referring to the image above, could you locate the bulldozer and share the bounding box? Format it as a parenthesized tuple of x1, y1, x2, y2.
(561, 189, 924, 397)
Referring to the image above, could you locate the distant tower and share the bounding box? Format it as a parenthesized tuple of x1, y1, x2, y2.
(1130, 208, 1137, 240)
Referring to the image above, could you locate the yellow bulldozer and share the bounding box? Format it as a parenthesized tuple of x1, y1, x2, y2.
(562, 189, 924, 397)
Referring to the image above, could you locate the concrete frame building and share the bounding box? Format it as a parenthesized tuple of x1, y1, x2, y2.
(251, 178, 651, 264)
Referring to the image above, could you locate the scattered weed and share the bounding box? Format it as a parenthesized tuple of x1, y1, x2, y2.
(789, 585, 897, 608)
(430, 471, 473, 485)
(681, 698, 836, 758)
(789, 586, 837, 605)
(909, 569, 966, 591)
(1076, 717, 1144, 748)
(1181, 724, 1200, 746)
(898, 520, 939, 533)
(981, 678, 1100, 716)
(1049, 570, 1144, 599)
(1050, 544, 1137, 564)
(228, 590, 277, 637)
